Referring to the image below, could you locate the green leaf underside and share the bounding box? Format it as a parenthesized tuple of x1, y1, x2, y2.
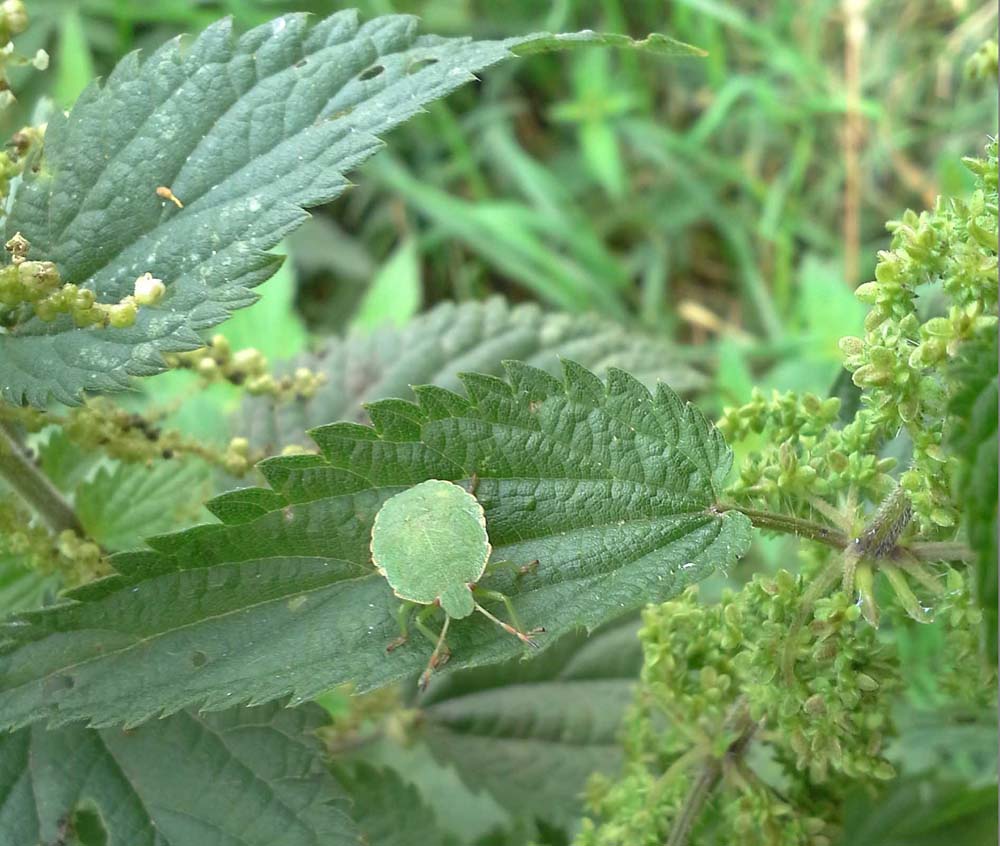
(371, 480, 489, 614)
(0, 12, 701, 407)
(419, 617, 643, 828)
(332, 762, 459, 846)
(0, 701, 355, 845)
(0, 361, 750, 730)
(0, 557, 57, 616)
(77, 459, 213, 551)
(236, 297, 704, 453)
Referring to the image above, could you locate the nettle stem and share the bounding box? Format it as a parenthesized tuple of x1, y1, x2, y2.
(713, 501, 973, 564)
(665, 698, 758, 846)
(714, 503, 848, 550)
(0, 420, 83, 535)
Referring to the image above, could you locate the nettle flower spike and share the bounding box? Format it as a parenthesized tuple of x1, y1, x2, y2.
(166, 334, 326, 401)
(0, 234, 168, 329)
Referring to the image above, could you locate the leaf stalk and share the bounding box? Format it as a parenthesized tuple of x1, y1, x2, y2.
(665, 698, 758, 846)
(0, 420, 83, 535)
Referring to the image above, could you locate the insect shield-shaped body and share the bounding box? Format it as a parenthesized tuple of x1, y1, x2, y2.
(370, 479, 541, 689)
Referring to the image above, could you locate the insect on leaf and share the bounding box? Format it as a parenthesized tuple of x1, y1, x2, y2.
(0, 361, 750, 730)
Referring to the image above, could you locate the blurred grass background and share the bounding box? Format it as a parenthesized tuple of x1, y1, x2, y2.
(10, 1, 997, 415)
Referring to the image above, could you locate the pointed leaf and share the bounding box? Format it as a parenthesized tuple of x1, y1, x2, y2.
(0, 701, 354, 845)
(419, 618, 642, 828)
(76, 459, 213, 551)
(237, 297, 703, 453)
(333, 762, 458, 846)
(0, 12, 699, 406)
(0, 362, 750, 730)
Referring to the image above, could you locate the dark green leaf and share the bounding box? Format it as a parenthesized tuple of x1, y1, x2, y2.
(76, 459, 213, 551)
(0, 11, 698, 406)
(842, 778, 998, 846)
(419, 618, 642, 829)
(0, 701, 354, 845)
(237, 297, 703, 453)
(333, 762, 458, 846)
(0, 361, 750, 730)
(947, 329, 998, 661)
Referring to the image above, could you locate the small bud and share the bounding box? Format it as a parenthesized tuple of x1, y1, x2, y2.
(855, 673, 879, 691)
(929, 507, 955, 527)
(107, 300, 137, 328)
(196, 357, 218, 378)
(1, 1, 27, 36)
(872, 760, 896, 780)
(210, 334, 231, 357)
(804, 693, 826, 715)
(232, 347, 266, 373)
(854, 282, 880, 303)
(133, 272, 165, 305)
(921, 317, 952, 337)
(852, 364, 892, 388)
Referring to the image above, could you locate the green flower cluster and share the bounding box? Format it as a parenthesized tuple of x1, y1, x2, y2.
(0, 234, 164, 329)
(56, 397, 260, 476)
(0, 1, 47, 115)
(839, 143, 998, 531)
(719, 390, 896, 511)
(736, 572, 899, 783)
(933, 569, 995, 707)
(165, 334, 326, 400)
(577, 575, 899, 846)
(721, 145, 997, 536)
(577, 587, 744, 846)
(0, 498, 107, 587)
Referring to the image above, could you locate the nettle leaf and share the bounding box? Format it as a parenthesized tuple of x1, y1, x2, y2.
(0, 361, 750, 730)
(237, 297, 703, 452)
(76, 459, 213, 551)
(0, 11, 701, 407)
(0, 556, 56, 615)
(418, 617, 642, 829)
(0, 701, 355, 845)
(947, 329, 998, 661)
(333, 762, 458, 846)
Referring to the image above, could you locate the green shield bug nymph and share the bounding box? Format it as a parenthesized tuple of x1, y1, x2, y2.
(370, 478, 542, 688)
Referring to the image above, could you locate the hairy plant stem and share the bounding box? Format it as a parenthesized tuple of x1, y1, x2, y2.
(0, 421, 83, 535)
(714, 503, 848, 549)
(714, 502, 973, 564)
(665, 698, 758, 846)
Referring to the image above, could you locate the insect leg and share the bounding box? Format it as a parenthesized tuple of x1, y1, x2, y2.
(386, 602, 415, 652)
(472, 588, 544, 646)
(413, 604, 446, 647)
(419, 614, 451, 690)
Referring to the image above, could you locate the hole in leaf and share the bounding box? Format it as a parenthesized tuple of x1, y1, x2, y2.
(190, 650, 208, 668)
(71, 802, 109, 846)
(406, 57, 439, 75)
(358, 64, 385, 81)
